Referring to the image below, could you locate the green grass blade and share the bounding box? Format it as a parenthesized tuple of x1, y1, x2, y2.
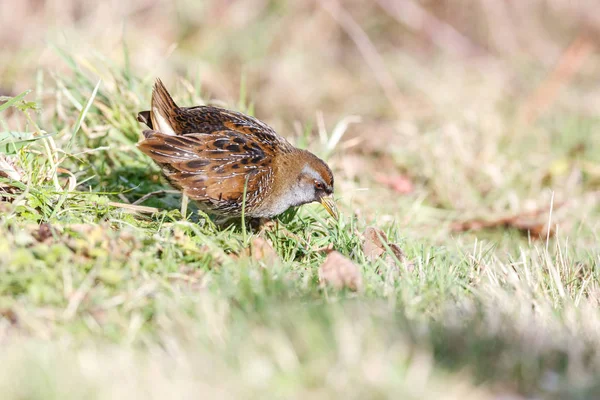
(0, 90, 31, 113)
(68, 79, 101, 150)
(0, 131, 57, 155)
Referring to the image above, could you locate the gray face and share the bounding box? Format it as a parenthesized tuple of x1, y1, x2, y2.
(258, 164, 333, 218)
(299, 164, 333, 197)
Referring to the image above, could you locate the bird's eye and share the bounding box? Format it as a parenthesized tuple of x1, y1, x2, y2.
(314, 180, 324, 190)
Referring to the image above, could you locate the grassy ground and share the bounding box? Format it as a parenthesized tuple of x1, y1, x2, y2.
(1, 1, 600, 399)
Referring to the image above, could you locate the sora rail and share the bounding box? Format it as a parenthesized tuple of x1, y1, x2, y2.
(137, 79, 337, 221)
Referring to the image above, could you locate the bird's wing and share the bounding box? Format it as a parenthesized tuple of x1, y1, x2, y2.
(137, 129, 276, 213)
(139, 104, 295, 152)
(181, 106, 293, 148)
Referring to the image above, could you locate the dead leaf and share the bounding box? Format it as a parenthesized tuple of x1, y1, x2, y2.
(450, 204, 563, 238)
(0, 308, 17, 325)
(33, 222, 54, 242)
(362, 226, 413, 271)
(233, 237, 280, 265)
(363, 226, 388, 261)
(318, 251, 363, 291)
(249, 237, 278, 263)
(0, 155, 22, 181)
(0, 154, 23, 202)
(375, 173, 414, 194)
(387, 243, 409, 265)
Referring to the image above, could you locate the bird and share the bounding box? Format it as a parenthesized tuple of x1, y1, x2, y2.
(136, 79, 337, 223)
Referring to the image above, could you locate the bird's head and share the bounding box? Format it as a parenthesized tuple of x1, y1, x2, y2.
(283, 150, 337, 218)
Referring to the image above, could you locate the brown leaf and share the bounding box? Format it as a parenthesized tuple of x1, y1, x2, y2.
(375, 173, 414, 194)
(33, 223, 54, 243)
(0, 308, 17, 325)
(0, 154, 23, 202)
(362, 226, 412, 271)
(249, 237, 278, 263)
(387, 243, 408, 265)
(233, 237, 280, 265)
(318, 251, 363, 291)
(0, 155, 23, 181)
(450, 204, 563, 238)
(363, 226, 388, 261)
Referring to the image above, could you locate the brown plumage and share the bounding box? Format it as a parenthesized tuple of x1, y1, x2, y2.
(136, 79, 336, 219)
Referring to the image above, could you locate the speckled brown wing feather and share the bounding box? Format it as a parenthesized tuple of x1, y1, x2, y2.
(139, 105, 294, 152)
(137, 129, 278, 215)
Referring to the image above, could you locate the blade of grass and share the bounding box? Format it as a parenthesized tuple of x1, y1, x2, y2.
(241, 175, 250, 244)
(68, 79, 101, 151)
(0, 90, 31, 113)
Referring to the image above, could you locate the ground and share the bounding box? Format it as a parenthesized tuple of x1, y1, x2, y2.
(1, 1, 600, 399)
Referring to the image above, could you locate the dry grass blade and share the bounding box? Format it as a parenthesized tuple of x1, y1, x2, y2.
(519, 32, 595, 125)
(375, 0, 483, 58)
(56, 167, 77, 191)
(108, 202, 159, 214)
(132, 190, 181, 205)
(324, 115, 362, 155)
(320, 0, 404, 114)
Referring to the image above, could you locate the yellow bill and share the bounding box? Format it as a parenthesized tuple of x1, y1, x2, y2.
(320, 196, 339, 219)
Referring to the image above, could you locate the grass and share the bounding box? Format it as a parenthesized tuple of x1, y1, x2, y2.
(1, 1, 600, 399)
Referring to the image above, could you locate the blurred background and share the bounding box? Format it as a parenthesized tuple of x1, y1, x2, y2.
(1, 0, 599, 234)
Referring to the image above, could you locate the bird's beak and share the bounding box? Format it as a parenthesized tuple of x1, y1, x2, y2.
(320, 196, 339, 219)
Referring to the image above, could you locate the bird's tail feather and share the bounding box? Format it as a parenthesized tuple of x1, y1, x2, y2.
(150, 78, 179, 136)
